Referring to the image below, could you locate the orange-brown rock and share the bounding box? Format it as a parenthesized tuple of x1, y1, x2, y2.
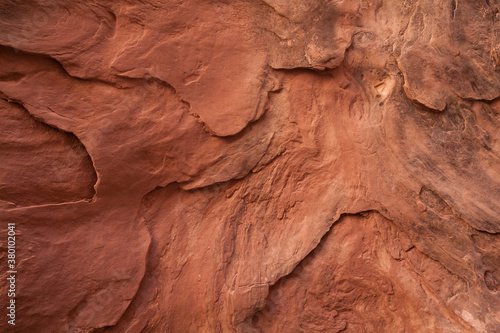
(0, 0, 499, 332)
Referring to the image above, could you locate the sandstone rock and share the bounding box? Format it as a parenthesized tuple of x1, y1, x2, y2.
(0, 0, 499, 332)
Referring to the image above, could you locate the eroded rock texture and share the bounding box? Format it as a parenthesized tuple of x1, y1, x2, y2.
(0, 0, 499, 332)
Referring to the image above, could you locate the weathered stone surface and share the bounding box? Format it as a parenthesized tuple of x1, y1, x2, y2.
(0, 0, 499, 332)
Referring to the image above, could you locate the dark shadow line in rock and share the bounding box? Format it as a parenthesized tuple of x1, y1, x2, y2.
(241, 209, 379, 326)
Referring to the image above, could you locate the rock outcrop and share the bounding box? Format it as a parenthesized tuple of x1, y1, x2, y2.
(0, 0, 499, 332)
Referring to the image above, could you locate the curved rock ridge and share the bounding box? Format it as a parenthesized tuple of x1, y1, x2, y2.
(0, 0, 499, 332)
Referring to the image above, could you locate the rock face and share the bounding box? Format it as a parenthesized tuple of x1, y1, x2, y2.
(0, 0, 499, 332)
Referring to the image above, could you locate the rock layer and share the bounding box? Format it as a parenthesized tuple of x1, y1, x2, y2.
(0, 0, 499, 332)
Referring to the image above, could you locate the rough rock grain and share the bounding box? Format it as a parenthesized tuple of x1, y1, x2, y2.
(0, 0, 499, 332)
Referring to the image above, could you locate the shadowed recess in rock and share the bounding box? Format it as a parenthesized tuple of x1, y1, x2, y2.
(0, 98, 97, 207)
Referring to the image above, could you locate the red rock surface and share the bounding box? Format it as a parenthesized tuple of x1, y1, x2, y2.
(0, 0, 499, 332)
